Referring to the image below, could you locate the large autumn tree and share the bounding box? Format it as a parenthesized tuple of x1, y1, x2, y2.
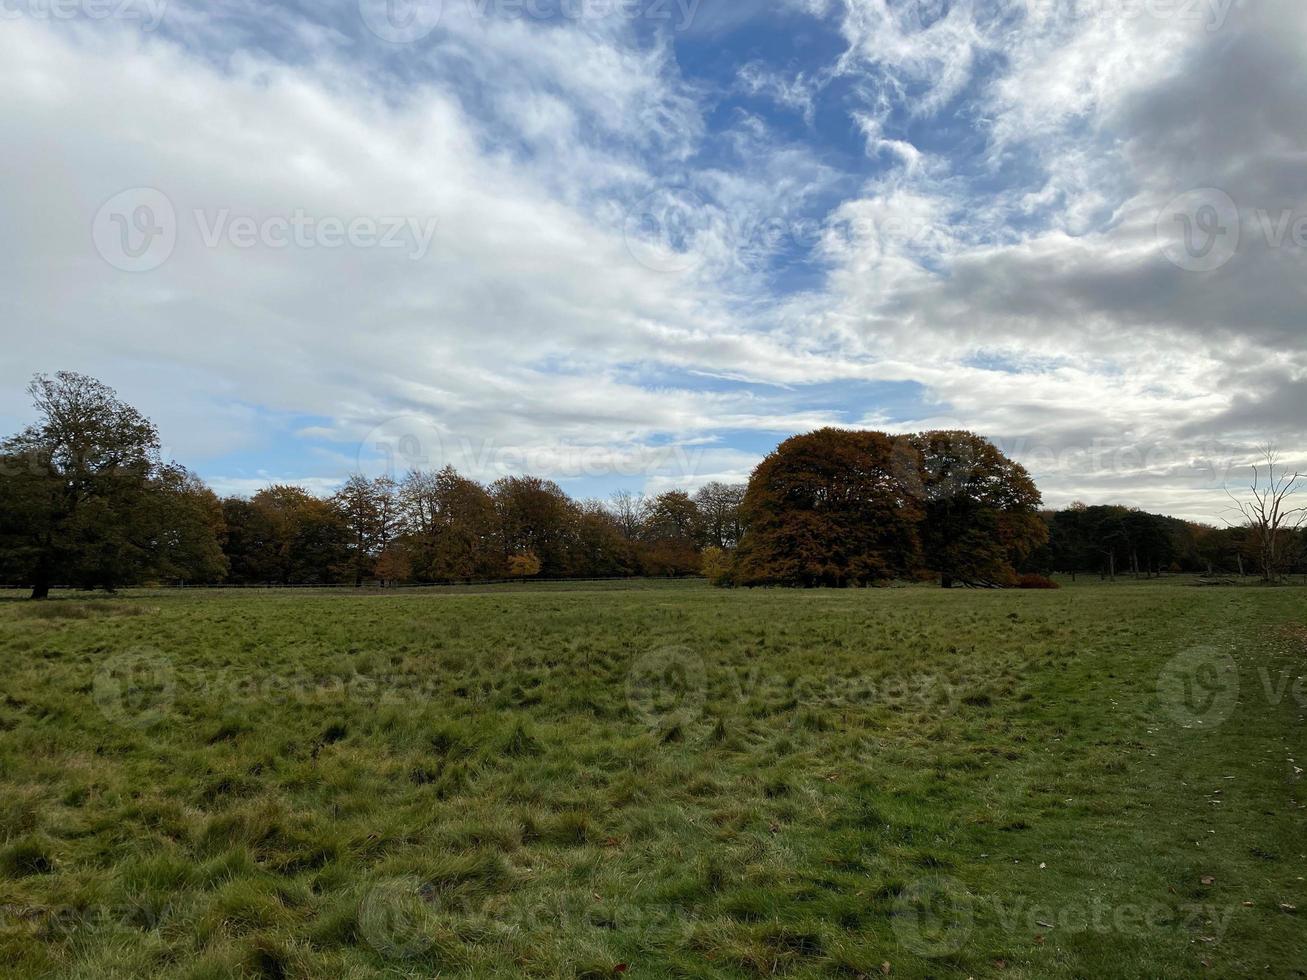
(639, 490, 703, 576)
(220, 485, 348, 585)
(490, 476, 579, 578)
(398, 466, 500, 581)
(733, 428, 924, 587)
(906, 431, 1046, 588)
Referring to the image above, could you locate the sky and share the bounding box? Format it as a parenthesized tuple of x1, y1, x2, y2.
(1, 0, 1304, 523)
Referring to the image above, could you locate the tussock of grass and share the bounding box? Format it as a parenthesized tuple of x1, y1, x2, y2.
(10, 600, 157, 620)
(1, 836, 57, 876)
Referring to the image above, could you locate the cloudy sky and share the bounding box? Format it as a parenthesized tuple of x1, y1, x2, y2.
(2, 0, 1303, 521)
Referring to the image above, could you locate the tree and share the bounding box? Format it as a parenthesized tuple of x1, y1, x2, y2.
(639, 490, 703, 577)
(507, 552, 542, 580)
(571, 500, 637, 578)
(231, 485, 349, 585)
(333, 475, 400, 586)
(1225, 447, 1306, 583)
(701, 546, 733, 587)
(149, 466, 228, 584)
(609, 489, 647, 542)
(905, 431, 1046, 588)
(734, 428, 924, 587)
(0, 372, 219, 598)
(398, 466, 499, 581)
(374, 543, 412, 586)
(694, 482, 746, 549)
(490, 476, 578, 578)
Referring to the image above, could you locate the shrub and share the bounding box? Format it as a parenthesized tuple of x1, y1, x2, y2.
(1017, 574, 1060, 590)
(701, 547, 734, 587)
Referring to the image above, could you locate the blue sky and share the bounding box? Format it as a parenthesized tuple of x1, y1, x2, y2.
(1, 0, 1303, 522)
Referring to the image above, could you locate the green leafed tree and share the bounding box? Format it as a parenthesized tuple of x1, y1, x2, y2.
(906, 431, 1047, 588)
(397, 466, 500, 581)
(0, 372, 226, 597)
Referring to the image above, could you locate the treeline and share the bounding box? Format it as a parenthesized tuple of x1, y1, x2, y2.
(1028, 504, 1306, 580)
(3, 373, 1300, 597)
(0, 373, 744, 593)
(218, 474, 744, 586)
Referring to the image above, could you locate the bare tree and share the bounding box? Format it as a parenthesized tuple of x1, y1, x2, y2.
(609, 489, 647, 542)
(693, 481, 747, 549)
(1225, 446, 1306, 583)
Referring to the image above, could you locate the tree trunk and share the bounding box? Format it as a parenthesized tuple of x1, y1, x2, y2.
(941, 574, 954, 589)
(30, 561, 51, 601)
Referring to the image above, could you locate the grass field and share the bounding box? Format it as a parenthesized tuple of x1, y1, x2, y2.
(1, 579, 1304, 978)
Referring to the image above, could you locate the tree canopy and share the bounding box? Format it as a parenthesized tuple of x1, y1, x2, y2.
(732, 428, 1045, 588)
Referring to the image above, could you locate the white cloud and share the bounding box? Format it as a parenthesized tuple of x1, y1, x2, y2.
(2, 0, 1303, 524)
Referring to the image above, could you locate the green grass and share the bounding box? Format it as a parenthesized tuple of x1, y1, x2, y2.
(0, 579, 1304, 978)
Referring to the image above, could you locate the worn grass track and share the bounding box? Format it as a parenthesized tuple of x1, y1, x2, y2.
(1, 579, 1304, 978)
